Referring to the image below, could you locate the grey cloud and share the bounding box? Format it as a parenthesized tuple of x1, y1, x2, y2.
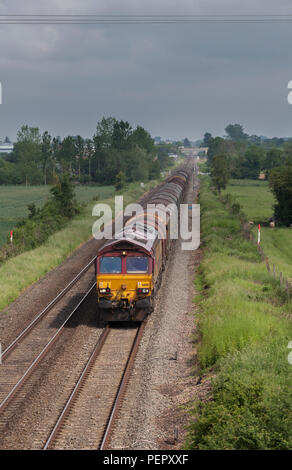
(0, 1, 292, 141)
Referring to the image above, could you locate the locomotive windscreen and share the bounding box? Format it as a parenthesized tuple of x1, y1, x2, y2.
(126, 257, 148, 273)
(100, 256, 122, 273)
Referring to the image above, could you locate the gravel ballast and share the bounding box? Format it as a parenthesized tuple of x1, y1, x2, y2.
(109, 174, 200, 450)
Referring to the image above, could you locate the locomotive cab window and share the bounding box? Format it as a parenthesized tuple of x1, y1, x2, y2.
(100, 256, 122, 273)
(126, 256, 148, 273)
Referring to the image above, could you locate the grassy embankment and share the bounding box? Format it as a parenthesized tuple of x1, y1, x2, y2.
(0, 179, 159, 312)
(186, 176, 292, 450)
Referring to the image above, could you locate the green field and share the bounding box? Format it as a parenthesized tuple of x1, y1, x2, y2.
(223, 179, 275, 223)
(0, 185, 114, 246)
(224, 179, 292, 281)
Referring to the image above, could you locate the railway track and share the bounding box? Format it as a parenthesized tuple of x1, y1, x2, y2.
(1, 256, 97, 358)
(0, 162, 194, 448)
(0, 258, 97, 422)
(43, 322, 145, 450)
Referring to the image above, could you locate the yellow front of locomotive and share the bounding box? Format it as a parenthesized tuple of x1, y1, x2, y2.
(96, 250, 153, 322)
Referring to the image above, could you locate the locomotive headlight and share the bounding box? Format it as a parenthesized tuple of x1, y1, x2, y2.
(137, 288, 149, 294)
(99, 287, 111, 294)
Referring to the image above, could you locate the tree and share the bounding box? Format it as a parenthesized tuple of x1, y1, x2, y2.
(14, 125, 42, 185)
(211, 154, 230, 192)
(3, 118, 168, 187)
(74, 135, 85, 180)
(155, 143, 172, 169)
(93, 117, 117, 177)
(130, 126, 155, 154)
(58, 136, 76, 174)
(269, 165, 292, 225)
(248, 134, 261, 145)
(50, 174, 79, 218)
(202, 132, 213, 147)
(126, 147, 149, 182)
(115, 171, 126, 191)
(51, 136, 61, 177)
(149, 159, 160, 180)
(41, 131, 52, 185)
(94, 117, 117, 150)
(225, 124, 248, 142)
(264, 148, 284, 172)
(112, 120, 132, 149)
(207, 137, 225, 162)
(84, 138, 94, 179)
(183, 138, 191, 148)
(239, 146, 265, 179)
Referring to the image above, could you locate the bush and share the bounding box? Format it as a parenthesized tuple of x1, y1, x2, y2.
(0, 176, 80, 263)
(186, 335, 292, 450)
(115, 171, 126, 191)
(231, 202, 241, 214)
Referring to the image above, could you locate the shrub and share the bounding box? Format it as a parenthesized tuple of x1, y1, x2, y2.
(0, 176, 80, 263)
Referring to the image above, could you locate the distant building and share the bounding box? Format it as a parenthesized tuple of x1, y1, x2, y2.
(0, 137, 13, 154)
(154, 136, 162, 145)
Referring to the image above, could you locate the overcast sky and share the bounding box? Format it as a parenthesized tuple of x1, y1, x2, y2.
(1, 1, 292, 142)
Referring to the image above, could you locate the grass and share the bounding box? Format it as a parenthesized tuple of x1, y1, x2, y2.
(185, 176, 292, 450)
(197, 160, 209, 174)
(259, 227, 292, 281)
(0, 184, 114, 246)
(0, 180, 158, 312)
(223, 178, 292, 280)
(223, 179, 275, 223)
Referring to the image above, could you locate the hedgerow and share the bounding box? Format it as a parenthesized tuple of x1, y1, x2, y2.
(0, 175, 80, 263)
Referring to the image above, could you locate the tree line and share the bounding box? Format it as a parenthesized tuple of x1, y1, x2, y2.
(205, 124, 292, 181)
(206, 124, 292, 226)
(0, 117, 176, 187)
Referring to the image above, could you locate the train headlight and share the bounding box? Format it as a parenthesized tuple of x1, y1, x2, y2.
(99, 287, 111, 294)
(137, 288, 149, 295)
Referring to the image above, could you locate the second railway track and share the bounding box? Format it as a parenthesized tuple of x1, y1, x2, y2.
(0, 258, 97, 431)
(44, 322, 145, 450)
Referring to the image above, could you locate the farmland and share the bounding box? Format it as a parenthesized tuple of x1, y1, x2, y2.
(0, 184, 114, 246)
(223, 179, 275, 223)
(223, 179, 292, 281)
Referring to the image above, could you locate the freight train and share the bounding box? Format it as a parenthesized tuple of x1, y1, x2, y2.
(96, 161, 194, 322)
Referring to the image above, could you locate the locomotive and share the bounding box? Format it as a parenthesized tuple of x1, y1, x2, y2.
(96, 161, 194, 322)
